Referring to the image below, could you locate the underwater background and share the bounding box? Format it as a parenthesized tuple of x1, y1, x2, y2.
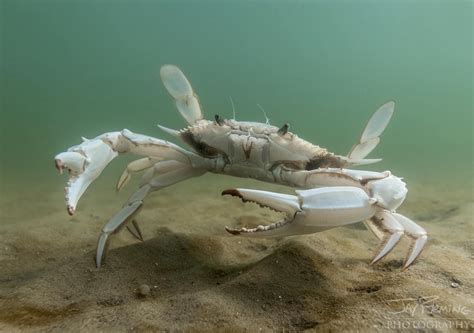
(1, 0, 472, 192)
(1, 1, 473, 331)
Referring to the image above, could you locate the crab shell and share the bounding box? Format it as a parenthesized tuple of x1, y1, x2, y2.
(167, 118, 348, 181)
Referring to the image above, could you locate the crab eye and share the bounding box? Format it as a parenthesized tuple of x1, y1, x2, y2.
(277, 123, 289, 135)
(214, 114, 224, 126)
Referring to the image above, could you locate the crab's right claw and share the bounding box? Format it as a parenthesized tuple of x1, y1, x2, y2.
(55, 135, 119, 215)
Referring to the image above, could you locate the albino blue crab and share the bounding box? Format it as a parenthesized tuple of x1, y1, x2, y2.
(55, 65, 427, 269)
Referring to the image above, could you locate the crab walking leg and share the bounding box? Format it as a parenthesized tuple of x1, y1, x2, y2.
(279, 167, 392, 190)
(365, 211, 404, 264)
(96, 161, 206, 267)
(116, 157, 159, 191)
(393, 213, 428, 270)
(96, 185, 150, 267)
(55, 129, 203, 215)
(126, 220, 144, 241)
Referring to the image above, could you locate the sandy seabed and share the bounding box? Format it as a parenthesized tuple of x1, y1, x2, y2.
(0, 175, 473, 332)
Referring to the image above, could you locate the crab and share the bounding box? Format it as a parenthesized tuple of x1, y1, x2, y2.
(54, 65, 427, 270)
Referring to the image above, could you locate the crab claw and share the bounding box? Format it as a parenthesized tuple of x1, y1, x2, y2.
(222, 187, 378, 236)
(55, 159, 64, 174)
(223, 187, 426, 269)
(54, 152, 87, 175)
(55, 135, 119, 215)
(222, 189, 301, 235)
(222, 189, 300, 215)
(222, 186, 427, 270)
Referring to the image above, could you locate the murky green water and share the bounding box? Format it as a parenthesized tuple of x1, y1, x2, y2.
(1, 4, 472, 331)
(1, 0, 472, 194)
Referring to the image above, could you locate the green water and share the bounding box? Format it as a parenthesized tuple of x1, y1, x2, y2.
(1, 0, 473, 193)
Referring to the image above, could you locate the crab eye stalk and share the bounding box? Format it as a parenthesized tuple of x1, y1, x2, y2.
(277, 123, 289, 135)
(215, 114, 224, 126)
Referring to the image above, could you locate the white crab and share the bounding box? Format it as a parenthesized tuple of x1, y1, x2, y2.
(55, 65, 427, 270)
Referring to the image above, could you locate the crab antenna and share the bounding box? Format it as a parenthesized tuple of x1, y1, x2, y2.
(229, 96, 236, 120)
(257, 104, 270, 125)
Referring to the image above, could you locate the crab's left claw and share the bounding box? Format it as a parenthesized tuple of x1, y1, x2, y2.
(223, 189, 300, 216)
(222, 187, 378, 236)
(222, 189, 301, 235)
(223, 186, 427, 270)
(55, 135, 119, 215)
